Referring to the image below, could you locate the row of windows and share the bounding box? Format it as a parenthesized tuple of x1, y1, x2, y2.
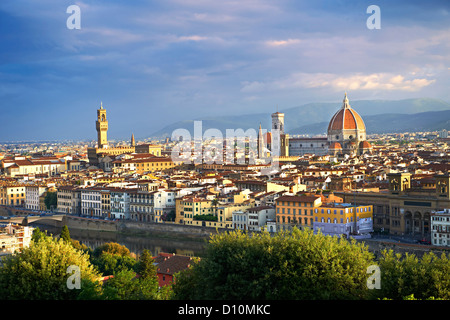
(314, 207, 371, 214)
(82, 195, 101, 201)
(136, 162, 172, 167)
(278, 208, 313, 215)
(277, 216, 355, 224)
(433, 216, 450, 222)
(277, 201, 314, 207)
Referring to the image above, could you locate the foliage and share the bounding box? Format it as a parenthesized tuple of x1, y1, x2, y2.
(134, 249, 156, 279)
(193, 214, 218, 221)
(60, 225, 71, 243)
(172, 228, 375, 300)
(0, 233, 100, 300)
(44, 191, 57, 210)
(92, 242, 132, 258)
(372, 249, 450, 300)
(100, 269, 162, 300)
(31, 227, 48, 242)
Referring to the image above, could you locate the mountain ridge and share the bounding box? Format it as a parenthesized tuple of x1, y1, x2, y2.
(149, 98, 450, 138)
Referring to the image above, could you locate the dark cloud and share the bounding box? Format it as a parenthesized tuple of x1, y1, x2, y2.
(0, 0, 448, 141)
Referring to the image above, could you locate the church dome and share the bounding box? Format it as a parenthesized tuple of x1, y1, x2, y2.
(359, 140, 372, 149)
(327, 93, 366, 132)
(329, 142, 342, 149)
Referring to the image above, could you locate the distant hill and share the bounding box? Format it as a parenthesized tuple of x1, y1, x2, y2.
(149, 98, 450, 138)
(290, 110, 450, 135)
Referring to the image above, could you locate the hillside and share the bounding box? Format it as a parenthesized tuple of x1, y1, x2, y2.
(149, 98, 450, 138)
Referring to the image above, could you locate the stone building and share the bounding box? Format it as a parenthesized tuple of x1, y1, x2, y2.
(87, 103, 162, 170)
(336, 172, 450, 241)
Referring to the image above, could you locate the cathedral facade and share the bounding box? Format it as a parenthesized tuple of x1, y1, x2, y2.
(259, 93, 372, 158)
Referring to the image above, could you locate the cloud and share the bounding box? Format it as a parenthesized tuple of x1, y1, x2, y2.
(241, 72, 436, 93)
(265, 39, 301, 47)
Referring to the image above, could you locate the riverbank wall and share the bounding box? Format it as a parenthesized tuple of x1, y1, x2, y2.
(62, 216, 219, 240)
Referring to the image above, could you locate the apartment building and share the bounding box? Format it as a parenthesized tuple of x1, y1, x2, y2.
(130, 190, 155, 222)
(232, 206, 275, 231)
(153, 189, 176, 223)
(0, 184, 26, 206)
(431, 209, 450, 246)
(247, 206, 276, 231)
(313, 203, 373, 238)
(0, 223, 34, 254)
(276, 195, 323, 231)
(81, 187, 103, 217)
(25, 185, 47, 211)
(57, 186, 82, 215)
(110, 188, 132, 219)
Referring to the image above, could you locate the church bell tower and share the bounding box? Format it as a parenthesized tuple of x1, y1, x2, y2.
(96, 102, 108, 148)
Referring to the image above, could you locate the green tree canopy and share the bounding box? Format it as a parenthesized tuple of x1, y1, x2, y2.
(92, 242, 131, 258)
(44, 191, 57, 210)
(100, 269, 161, 300)
(0, 233, 100, 300)
(373, 249, 450, 300)
(60, 225, 71, 243)
(135, 249, 157, 280)
(172, 228, 375, 300)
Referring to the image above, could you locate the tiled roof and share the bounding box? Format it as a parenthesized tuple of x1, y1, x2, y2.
(153, 253, 193, 275)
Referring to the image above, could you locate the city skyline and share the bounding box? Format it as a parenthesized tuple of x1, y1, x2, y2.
(1, 0, 449, 141)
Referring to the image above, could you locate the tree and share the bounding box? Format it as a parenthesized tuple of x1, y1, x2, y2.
(92, 252, 137, 276)
(101, 269, 161, 300)
(91, 242, 137, 276)
(60, 225, 71, 243)
(135, 249, 157, 280)
(31, 227, 48, 242)
(373, 249, 450, 300)
(0, 233, 100, 300)
(44, 191, 57, 210)
(172, 228, 375, 300)
(92, 242, 131, 258)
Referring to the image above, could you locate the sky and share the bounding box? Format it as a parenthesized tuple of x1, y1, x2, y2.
(0, 0, 449, 142)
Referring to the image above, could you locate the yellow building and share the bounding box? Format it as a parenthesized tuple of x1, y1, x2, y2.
(275, 194, 373, 237)
(313, 203, 373, 237)
(177, 196, 254, 229)
(275, 195, 323, 231)
(112, 156, 178, 174)
(0, 184, 27, 206)
(177, 197, 213, 226)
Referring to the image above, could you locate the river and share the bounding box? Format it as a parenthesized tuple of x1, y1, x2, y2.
(35, 224, 209, 258)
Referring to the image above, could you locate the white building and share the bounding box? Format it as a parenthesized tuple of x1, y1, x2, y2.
(81, 187, 102, 217)
(153, 189, 176, 223)
(0, 223, 34, 254)
(25, 185, 47, 211)
(232, 210, 248, 231)
(431, 209, 450, 246)
(247, 206, 276, 232)
(110, 188, 132, 220)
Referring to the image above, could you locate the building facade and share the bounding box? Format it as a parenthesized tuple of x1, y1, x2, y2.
(313, 203, 373, 237)
(25, 185, 47, 211)
(431, 209, 450, 246)
(336, 172, 450, 241)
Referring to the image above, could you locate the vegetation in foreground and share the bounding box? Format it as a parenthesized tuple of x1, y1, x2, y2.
(0, 226, 449, 300)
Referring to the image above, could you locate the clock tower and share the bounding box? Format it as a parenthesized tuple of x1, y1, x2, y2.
(96, 102, 108, 148)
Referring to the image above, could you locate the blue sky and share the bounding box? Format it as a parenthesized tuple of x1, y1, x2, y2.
(0, 0, 449, 141)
